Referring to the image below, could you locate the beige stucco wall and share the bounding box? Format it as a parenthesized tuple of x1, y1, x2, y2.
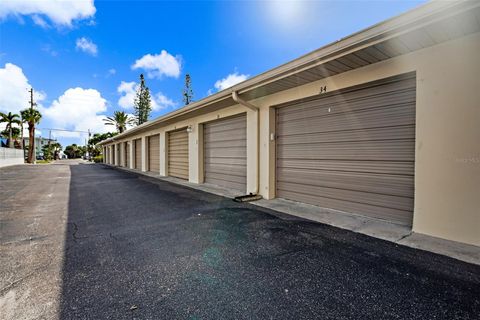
(413, 33, 480, 246)
(104, 32, 480, 246)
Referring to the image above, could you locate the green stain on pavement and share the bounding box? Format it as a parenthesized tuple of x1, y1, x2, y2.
(203, 247, 222, 267)
(211, 229, 228, 245)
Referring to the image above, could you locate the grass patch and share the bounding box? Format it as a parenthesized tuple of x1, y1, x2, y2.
(36, 160, 51, 164)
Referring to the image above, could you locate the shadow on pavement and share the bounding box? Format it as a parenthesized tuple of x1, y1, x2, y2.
(59, 163, 480, 319)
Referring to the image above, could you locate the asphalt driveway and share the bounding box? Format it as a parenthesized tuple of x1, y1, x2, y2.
(1, 160, 479, 319)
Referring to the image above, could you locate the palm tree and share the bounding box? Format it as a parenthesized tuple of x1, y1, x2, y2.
(20, 108, 42, 163)
(51, 142, 62, 160)
(103, 111, 135, 133)
(0, 112, 22, 148)
(1, 127, 21, 147)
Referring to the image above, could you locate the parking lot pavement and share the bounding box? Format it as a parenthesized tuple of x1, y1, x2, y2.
(1, 161, 479, 319)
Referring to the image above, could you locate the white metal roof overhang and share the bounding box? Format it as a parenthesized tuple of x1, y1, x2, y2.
(98, 0, 480, 146)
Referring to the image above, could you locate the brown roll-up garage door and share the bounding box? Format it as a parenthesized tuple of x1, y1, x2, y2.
(148, 134, 160, 173)
(276, 73, 416, 225)
(168, 129, 189, 180)
(134, 138, 142, 170)
(204, 114, 247, 192)
(116, 145, 120, 165)
(125, 142, 130, 168)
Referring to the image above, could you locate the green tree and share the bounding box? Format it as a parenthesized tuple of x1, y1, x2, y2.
(88, 132, 117, 146)
(182, 73, 193, 105)
(0, 112, 22, 148)
(52, 142, 62, 160)
(64, 144, 84, 159)
(78, 145, 87, 157)
(41, 144, 51, 160)
(103, 111, 135, 133)
(133, 74, 152, 125)
(20, 108, 42, 163)
(0, 127, 21, 148)
(88, 132, 117, 157)
(42, 142, 62, 161)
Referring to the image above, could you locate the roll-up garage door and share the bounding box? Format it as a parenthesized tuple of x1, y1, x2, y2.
(168, 129, 189, 180)
(124, 142, 129, 167)
(148, 134, 160, 173)
(204, 114, 247, 193)
(276, 73, 416, 225)
(112, 145, 116, 165)
(134, 139, 142, 170)
(116, 145, 120, 165)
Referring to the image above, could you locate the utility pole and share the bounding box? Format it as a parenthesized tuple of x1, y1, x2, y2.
(48, 129, 52, 160)
(87, 129, 92, 160)
(20, 119, 24, 151)
(28, 88, 37, 163)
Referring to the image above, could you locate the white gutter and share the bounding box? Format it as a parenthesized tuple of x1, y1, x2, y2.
(232, 91, 260, 195)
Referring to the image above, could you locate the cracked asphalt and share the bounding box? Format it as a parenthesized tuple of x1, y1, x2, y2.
(1, 160, 479, 319)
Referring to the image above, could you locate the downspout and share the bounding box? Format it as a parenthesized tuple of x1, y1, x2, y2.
(232, 91, 260, 196)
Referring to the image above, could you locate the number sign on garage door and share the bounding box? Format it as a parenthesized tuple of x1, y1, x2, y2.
(168, 129, 189, 180)
(276, 73, 416, 225)
(204, 114, 247, 193)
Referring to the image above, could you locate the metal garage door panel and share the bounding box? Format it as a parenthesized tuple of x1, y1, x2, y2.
(116, 145, 120, 165)
(125, 142, 130, 168)
(277, 78, 416, 122)
(148, 134, 160, 173)
(204, 114, 247, 193)
(277, 104, 415, 136)
(276, 73, 416, 225)
(134, 139, 141, 170)
(168, 129, 189, 180)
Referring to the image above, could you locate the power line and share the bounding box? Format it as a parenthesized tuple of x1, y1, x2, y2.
(37, 128, 92, 134)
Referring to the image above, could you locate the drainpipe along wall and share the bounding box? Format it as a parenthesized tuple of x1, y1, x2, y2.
(232, 91, 260, 196)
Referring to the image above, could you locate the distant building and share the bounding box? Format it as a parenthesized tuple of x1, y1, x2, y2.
(24, 137, 57, 157)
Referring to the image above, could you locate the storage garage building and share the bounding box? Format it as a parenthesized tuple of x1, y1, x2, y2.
(99, 1, 480, 247)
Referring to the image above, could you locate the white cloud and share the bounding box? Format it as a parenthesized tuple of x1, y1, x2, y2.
(41, 87, 108, 136)
(153, 92, 176, 110)
(31, 14, 49, 28)
(0, 0, 96, 27)
(117, 81, 176, 111)
(117, 81, 136, 109)
(214, 72, 249, 91)
(0, 63, 45, 114)
(0, 62, 110, 141)
(76, 37, 97, 56)
(108, 68, 116, 75)
(132, 50, 181, 79)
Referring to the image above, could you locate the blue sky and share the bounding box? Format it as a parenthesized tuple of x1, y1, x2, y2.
(0, 0, 425, 146)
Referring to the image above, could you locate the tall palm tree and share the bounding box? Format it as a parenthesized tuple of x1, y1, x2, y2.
(103, 111, 135, 133)
(0, 112, 22, 148)
(20, 108, 42, 163)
